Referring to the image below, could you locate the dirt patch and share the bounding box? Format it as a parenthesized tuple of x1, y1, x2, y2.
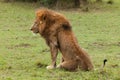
(89, 41, 120, 48)
(7, 43, 33, 49)
(99, 70, 107, 75)
(15, 36, 39, 40)
(111, 64, 119, 68)
(41, 48, 50, 53)
(14, 43, 32, 48)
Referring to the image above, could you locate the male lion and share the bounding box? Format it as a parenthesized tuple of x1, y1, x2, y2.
(31, 9, 93, 71)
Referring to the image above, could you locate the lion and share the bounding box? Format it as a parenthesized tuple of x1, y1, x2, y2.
(30, 9, 93, 71)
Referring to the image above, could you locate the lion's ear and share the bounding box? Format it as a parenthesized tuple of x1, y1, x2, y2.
(41, 13, 48, 21)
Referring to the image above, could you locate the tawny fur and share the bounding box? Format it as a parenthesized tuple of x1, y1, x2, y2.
(31, 9, 93, 71)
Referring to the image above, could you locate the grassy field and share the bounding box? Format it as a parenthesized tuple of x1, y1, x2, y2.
(0, 1, 120, 80)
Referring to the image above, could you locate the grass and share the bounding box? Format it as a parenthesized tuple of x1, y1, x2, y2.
(0, 1, 120, 80)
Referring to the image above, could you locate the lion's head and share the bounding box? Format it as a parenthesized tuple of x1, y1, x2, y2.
(30, 9, 72, 39)
(30, 9, 57, 34)
(30, 9, 47, 34)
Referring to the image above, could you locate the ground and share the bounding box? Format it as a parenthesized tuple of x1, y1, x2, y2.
(0, 1, 120, 80)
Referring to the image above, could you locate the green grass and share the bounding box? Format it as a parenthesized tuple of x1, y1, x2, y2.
(0, 1, 120, 80)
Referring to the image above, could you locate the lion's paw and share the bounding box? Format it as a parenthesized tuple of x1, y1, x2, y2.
(46, 65, 55, 70)
(56, 64, 62, 68)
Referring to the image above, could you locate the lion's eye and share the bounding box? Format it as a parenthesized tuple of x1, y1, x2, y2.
(39, 21, 43, 24)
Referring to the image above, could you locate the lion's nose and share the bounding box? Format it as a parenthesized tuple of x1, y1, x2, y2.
(30, 24, 35, 31)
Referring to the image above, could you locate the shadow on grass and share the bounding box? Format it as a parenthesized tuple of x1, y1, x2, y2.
(36, 62, 48, 68)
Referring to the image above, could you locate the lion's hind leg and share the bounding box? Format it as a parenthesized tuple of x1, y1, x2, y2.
(57, 60, 79, 71)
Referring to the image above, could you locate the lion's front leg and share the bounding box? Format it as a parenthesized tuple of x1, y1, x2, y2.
(46, 42, 58, 70)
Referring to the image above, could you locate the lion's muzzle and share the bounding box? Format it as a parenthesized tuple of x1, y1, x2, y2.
(30, 23, 39, 34)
